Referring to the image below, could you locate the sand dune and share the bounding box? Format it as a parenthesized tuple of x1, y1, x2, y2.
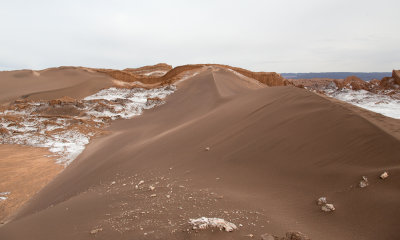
(0, 67, 399, 239)
(0, 67, 113, 104)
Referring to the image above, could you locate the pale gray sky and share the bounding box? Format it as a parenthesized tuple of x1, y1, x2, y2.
(1, 0, 399, 72)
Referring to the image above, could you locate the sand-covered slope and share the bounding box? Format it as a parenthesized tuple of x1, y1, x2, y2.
(1, 68, 400, 240)
(0, 67, 114, 104)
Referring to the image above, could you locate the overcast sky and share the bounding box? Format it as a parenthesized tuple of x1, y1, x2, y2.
(1, 0, 399, 72)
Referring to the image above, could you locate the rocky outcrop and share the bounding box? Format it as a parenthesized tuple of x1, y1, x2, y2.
(334, 76, 369, 91)
(210, 64, 290, 87)
(393, 70, 400, 85)
(124, 63, 172, 77)
(49, 96, 78, 106)
(94, 63, 288, 87)
(95, 64, 204, 85)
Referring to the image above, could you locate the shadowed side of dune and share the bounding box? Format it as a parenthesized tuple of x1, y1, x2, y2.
(0, 69, 399, 240)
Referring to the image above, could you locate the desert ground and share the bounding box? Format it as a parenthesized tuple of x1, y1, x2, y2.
(0, 65, 399, 240)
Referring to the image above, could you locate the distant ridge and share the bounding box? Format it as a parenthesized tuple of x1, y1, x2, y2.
(281, 72, 391, 81)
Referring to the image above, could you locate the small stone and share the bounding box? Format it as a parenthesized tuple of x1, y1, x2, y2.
(321, 203, 335, 212)
(317, 197, 327, 205)
(150, 194, 157, 197)
(260, 233, 278, 240)
(166, 194, 170, 198)
(138, 180, 144, 185)
(359, 176, 369, 188)
(380, 172, 389, 180)
(110, 181, 116, 185)
(205, 147, 210, 151)
(285, 231, 311, 240)
(90, 228, 103, 234)
(149, 186, 155, 191)
(245, 233, 254, 238)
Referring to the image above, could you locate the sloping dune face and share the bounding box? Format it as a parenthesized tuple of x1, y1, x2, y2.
(1, 68, 399, 240)
(0, 67, 114, 104)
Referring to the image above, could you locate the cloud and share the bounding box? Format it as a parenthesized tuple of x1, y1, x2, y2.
(0, 0, 399, 72)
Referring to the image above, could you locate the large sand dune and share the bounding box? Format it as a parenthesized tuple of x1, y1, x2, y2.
(0, 67, 113, 104)
(0, 67, 399, 239)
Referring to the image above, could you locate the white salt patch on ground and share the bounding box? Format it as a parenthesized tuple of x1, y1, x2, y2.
(325, 89, 400, 119)
(143, 70, 168, 76)
(0, 192, 10, 201)
(0, 86, 176, 165)
(84, 86, 176, 120)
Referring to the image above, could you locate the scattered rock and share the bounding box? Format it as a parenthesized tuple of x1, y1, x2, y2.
(261, 232, 310, 240)
(261, 233, 279, 240)
(317, 196, 335, 212)
(321, 203, 335, 212)
(285, 231, 311, 240)
(189, 217, 237, 232)
(90, 228, 103, 234)
(316, 197, 327, 206)
(359, 176, 369, 188)
(380, 172, 389, 180)
(0, 127, 10, 136)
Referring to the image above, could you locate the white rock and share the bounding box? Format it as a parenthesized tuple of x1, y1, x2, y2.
(205, 147, 210, 151)
(189, 217, 237, 232)
(380, 172, 389, 180)
(90, 228, 103, 234)
(317, 197, 327, 205)
(138, 180, 144, 185)
(321, 203, 335, 212)
(149, 185, 155, 191)
(359, 176, 369, 188)
(150, 194, 157, 197)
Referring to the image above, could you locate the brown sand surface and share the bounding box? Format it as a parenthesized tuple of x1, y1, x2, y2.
(0, 67, 113, 104)
(0, 68, 400, 239)
(0, 145, 63, 223)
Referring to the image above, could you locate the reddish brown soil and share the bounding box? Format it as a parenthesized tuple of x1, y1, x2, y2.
(0, 145, 63, 223)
